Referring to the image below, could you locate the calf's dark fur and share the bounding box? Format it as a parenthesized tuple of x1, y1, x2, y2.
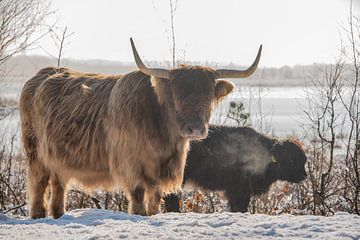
(164, 126, 307, 212)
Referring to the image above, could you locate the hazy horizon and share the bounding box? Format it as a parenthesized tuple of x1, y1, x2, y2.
(23, 0, 360, 68)
(12, 53, 343, 69)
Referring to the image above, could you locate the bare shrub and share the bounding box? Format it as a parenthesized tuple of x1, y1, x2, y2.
(0, 129, 27, 216)
(339, 6, 360, 214)
(300, 58, 345, 215)
(175, 190, 227, 213)
(66, 189, 129, 212)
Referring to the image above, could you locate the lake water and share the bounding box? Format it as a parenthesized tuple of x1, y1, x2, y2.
(211, 86, 309, 136)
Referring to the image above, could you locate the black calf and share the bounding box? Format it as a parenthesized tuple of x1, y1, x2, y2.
(165, 126, 307, 212)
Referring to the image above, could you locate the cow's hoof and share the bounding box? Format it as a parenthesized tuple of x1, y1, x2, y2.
(52, 208, 64, 219)
(30, 209, 46, 219)
(130, 206, 147, 216)
(147, 207, 160, 216)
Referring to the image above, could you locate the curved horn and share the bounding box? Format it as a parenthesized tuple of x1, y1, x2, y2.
(215, 45, 262, 79)
(130, 38, 170, 79)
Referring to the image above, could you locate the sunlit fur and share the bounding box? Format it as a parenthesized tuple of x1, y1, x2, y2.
(19, 66, 233, 218)
(164, 126, 307, 213)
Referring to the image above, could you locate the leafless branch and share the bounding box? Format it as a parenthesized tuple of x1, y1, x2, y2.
(2, 202, 26, 214)
(47, 26, 74, 67)
(0, 0, 53, 67)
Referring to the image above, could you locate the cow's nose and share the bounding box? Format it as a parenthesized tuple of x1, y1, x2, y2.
(187, 120, 205, 136)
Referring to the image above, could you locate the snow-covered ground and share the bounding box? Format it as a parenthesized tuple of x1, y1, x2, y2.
(0, 209, 359, 239)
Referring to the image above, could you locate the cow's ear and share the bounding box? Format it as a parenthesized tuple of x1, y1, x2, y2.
(215, 80, 234, 101)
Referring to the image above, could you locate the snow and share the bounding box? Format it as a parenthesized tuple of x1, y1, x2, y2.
(1, 209, 359, 239)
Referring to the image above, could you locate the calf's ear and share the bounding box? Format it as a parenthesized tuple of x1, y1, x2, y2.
(215, 80, 234, 101)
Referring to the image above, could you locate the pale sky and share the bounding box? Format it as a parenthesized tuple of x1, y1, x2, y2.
(29, 0, 359, 67)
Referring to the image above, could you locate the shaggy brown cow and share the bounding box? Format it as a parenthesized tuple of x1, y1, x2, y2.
(19, 38, 262, 218)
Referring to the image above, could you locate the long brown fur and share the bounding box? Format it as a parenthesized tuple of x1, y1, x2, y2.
(20, 66, 233, 218)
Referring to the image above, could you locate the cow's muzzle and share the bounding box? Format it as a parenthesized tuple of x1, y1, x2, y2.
(181, 120, 207, 140)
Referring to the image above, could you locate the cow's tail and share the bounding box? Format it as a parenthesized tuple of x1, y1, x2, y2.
(19, 79, 39, 165)
(19, 108, 37, 165)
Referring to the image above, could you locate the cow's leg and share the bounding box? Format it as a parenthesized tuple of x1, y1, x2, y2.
(164, 193, 181, 212)
(128, 186, 147, 216)
(225, 189, 251, 213)
(50, 174, 67, 219)
(145, 187, 161, 216)
(27, 161, 50, 219)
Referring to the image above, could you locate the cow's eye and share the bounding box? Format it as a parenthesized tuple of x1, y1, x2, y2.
(178, 94, 186, 100)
